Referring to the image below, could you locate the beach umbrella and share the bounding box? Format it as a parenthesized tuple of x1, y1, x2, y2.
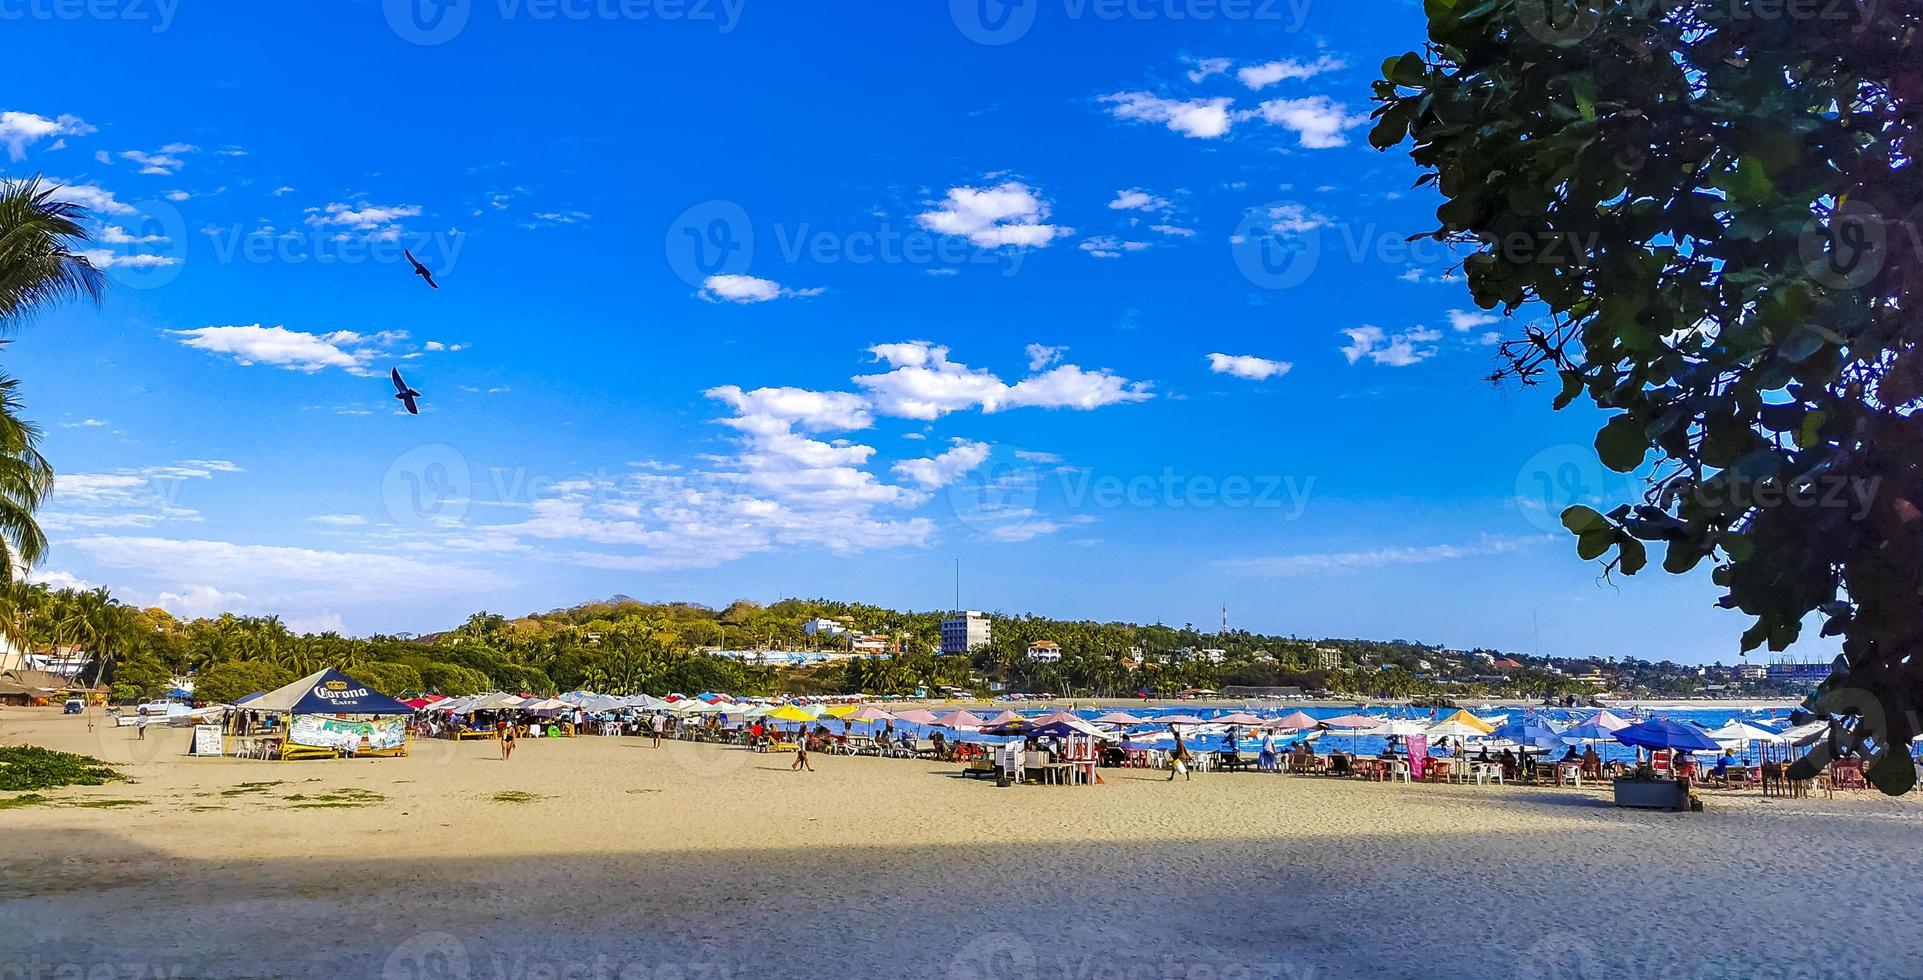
(1154, 714, 1210, 726)
(1431, 709, 1495, 735)
(847, 705, 897, 723)
(822, 704, 859, 719)
(1489, 720, 1565, 752)
(932, 709, 987, 729)
(1369, 718, 1430, 737)
(1706, 720, 1786, 764)
(1615, 718, 1721, 754)
(1317, 714, 1380, 754)
(1319, 713, 1381, 729)
(892, 708, 939, 725)
(765, 704, 819, 725)
(1212, 712, 1267, 726)
(981, 710, 1023, 726)
(1265, 711, 1319, 731)
(1562, 711, 1634, 740)
(1094, 711, 1148, 725)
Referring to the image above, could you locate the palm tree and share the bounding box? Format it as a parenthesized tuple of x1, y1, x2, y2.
(0, 176, 103, 604)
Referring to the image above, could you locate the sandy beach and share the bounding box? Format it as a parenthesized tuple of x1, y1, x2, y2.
(3, 706, 1918, 980)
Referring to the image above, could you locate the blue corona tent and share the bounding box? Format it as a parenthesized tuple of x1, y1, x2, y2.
(234, 668, 414, 760)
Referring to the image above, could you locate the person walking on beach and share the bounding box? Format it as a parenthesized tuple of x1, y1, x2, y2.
(1167, 733, 1191, 782)
(499, 719, 517, 761)
(792, 731, 814, 772)
(650, 712, 666, 747)
(1259, 730, 1277, 773)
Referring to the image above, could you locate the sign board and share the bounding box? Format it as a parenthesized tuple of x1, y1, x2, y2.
(193, 724, 223, 756)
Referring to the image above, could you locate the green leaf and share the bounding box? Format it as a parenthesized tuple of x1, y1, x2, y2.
(1386, 53, 1426, 88)
(1617, 537, 1647, 574)
(1664, 542, 1705, 574)
(1777, 327, 1826, 363)
(1577, 529, 1613, 561)
(1561, 505, 1608, 535)
(1595, 415, 1646, 473)
(1552, 369, 1585, 411)
(1795, 410, 1827, 449)
(1569, 73, 1597, 121)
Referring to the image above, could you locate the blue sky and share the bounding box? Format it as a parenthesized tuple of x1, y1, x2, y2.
(0, 0, 1831, 663)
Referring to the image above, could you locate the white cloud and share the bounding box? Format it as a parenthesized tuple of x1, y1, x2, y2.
(79, 249, 177, 270)
(916, 182, 1068, 248)
(1261, 203, 1327, 234)
(1215, 536, 1544, 576)
(1102, 92, 1235, 139)
(1079, 235, 1150, 259)
(1108, 188, 1170, 212)
(705, 385, 874, 433)
(1206, 352, 1293, 381)
(1185, 57, 1232, 82)
(1448, 309, 1499, 333)
(42, 459, 242, 531)
(170, 325, 448, 376)
(856, 342, 1152, 420)
(893, 439, 991, 490)
(1340, 325, 1439, 367)
(61, 418, 110, 428)
(304, 201, 423, 241)
(1025, 344, 1065, 371)
(1254, 96, 1369, 148)
(0, 111, 93, 161)
(69, 536, 507, 599)
(1236, 55, 1345, 90)
(47, 181, 134, 216)
(698, 274, 822, 304)
(1014, 450, 1063, 464)
(100, 225, 168, 245)
(120, 143, 198, 176)
(310, 514, 368, 526)
(1149, 224, 1196, 237)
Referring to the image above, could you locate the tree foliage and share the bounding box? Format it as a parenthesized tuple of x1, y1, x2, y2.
(1374, 0, 1923, 792)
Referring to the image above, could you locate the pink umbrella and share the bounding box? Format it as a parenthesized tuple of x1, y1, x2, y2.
(981, 710, 1023, 726)
(1213, 712, 1266, 726)
(932, 709, 986, 729)
(1319, 713, 1382, 730)
(1094, 711, 1148, 725)
(892, 708, 939, 725)
(847, 705, 896, 723)
(1155, 714, 1209, 726)
(1265, 711, 1319, 730)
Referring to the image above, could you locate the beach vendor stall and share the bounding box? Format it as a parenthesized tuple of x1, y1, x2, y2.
(229, 668, 416, 760)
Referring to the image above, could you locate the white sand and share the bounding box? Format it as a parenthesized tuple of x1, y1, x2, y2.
(2, 706, 1917, 980)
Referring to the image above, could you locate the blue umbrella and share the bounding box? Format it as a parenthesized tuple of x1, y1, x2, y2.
(1490, 720, 1566, 752)
(1614, 718, 1721, 753)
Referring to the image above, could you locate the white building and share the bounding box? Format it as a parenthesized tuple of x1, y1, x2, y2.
(850, 634, 889, 654)
(1026, 640, 1062, 663)
(941, 611, 991, 654)
(803, 617, 847, 637)
(1312, 647, 1343, 671)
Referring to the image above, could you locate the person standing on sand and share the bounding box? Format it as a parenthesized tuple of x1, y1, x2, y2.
(1167, 732, 1191, 782)
(792, 732, 814, 772)
(650, 712, 665, 747)
(500, 719, 517, 761)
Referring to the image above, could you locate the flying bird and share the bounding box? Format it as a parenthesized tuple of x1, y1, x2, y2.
(391, 368, 422, 415)
(404, 249, 439, 289)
